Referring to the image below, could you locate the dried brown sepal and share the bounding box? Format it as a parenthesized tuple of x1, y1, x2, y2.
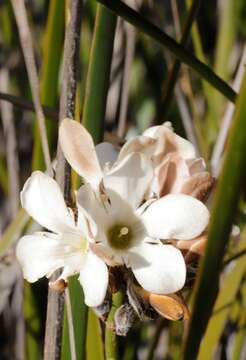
(181, 173, 215, 202)
(149, 292, 189, 321)
(49, 279, 67, 291)
(177, 233, 207, 263)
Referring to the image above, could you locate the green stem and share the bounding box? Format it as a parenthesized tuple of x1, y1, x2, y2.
(182, 69, 246, 359)
(105, 290, 124, 360)
(96, 0, 236, 103)
(82, 4, 117, 143)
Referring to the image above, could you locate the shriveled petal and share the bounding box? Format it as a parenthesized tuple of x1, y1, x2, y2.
(157, 154, 190, 197)
(104, 152, 153, 209)
(187, 158, 206, 174)
(117, 136, 156, 162)
(16, 233, 84, 283)
(59, 118, 102, 188)
(180, 172, 214, 201)
(142, 125, 162, 138)
(149, 293, 189, 320)
(142, 194, 209, 240)
(21, 171, 74, 233)
(128, 243, 186, 294)
(144, 125, 196, 162)
(79, 251, 108, 307)
(95, 142, 119, 169)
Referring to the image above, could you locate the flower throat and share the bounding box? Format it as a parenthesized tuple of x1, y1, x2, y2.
(107, 224, 133, 250)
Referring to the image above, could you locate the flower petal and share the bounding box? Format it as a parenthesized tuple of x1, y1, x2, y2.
(95, 142, 119, 169)
(104, 152, 153, 209)
(143, 124, 196, 161)
(128, 243, 186, 294)
(142, 194, 209, 240)
(77, 184, 109, 232)
(59, 118, 102, 188)
(21, 171, 74, 233)
(16, 232, 84, 283)
(117, 136, 156, 162)
(79, 251, 108, 307)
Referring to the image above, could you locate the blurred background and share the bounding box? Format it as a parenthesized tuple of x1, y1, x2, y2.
(1, 0, 246, 359)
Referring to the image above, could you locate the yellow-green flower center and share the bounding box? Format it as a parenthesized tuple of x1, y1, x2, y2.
(107, 224, 133, 250)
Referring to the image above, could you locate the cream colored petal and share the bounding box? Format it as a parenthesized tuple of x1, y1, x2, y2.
(59, 118, 102, 188)
(128, 242, 186, 294)
(16, 232, 84, 283)
(142, 194, 209, 240)
(21, 171, 75, 233)
(104, 152, 153, 209)
(79, 251, 108, 307)
(117, 136, 156, 162)
(77, 184, 109, 232)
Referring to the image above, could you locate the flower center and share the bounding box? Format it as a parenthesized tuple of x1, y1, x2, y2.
(107, 223, 133, 250)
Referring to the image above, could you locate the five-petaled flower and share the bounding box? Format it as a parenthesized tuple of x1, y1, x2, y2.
(59, 119, 210, 295)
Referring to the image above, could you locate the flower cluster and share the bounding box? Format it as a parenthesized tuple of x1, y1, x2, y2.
(16, 119, 213, 325)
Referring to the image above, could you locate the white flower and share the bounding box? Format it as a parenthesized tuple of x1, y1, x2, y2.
(16, 171, 108, 307)
(59, 119, 210, 295)
(117, 123, 213, 199)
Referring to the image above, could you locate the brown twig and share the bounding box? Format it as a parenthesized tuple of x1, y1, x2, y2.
(0, 91, 58, 119)
(43, 2, 82, 360)
(10, 0, 51, 169)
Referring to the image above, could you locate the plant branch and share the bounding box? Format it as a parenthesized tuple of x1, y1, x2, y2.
(10, 0, 51, 168)
(95, 0, 237, 103)
(0, 91, 58, 119)
(44, 1, 82, 360)
(157, 0, 201, 122)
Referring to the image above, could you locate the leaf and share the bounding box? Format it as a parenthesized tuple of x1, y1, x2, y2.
(86, 309, 104, 360)
(182, 69, 246, 359)
(95, 0, 236, 103)
(197, 228, 246, 359)
(82, 4, 117, 144)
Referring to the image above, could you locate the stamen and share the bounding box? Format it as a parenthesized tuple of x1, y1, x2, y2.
(119, 227, 129, 237)
(107, 223, 133, 250)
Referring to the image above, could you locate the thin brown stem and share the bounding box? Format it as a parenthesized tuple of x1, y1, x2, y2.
(10, 0, 51, 168)
(44, 1, 82, 360)
(0, 91, 58, 119)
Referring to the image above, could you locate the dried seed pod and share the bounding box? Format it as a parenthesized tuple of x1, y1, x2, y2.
(114, 303, 136, 336)
(126, 280, 152, 320)
(149, 293, 189, 321)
